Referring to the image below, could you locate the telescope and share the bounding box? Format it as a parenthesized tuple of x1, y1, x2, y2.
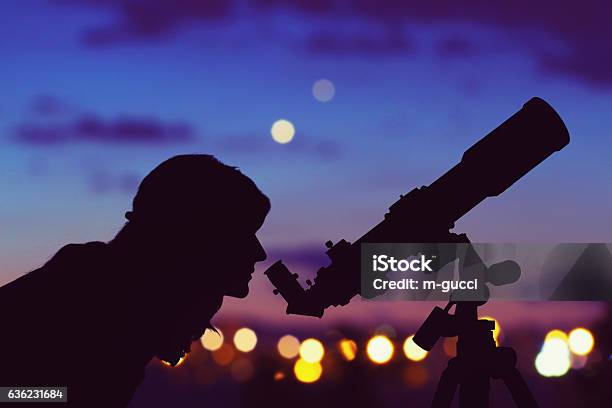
(265, 97, 570, 318)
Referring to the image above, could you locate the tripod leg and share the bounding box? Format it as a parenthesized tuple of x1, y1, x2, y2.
(459, 373, 490, 408)
(431, 357, 460, 408)
(501, 367, 539, 408)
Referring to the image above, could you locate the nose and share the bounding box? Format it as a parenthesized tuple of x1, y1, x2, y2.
(254, 236, 267, 262)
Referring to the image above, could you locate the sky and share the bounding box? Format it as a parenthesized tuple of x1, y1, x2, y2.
(1, 0, 611, 328)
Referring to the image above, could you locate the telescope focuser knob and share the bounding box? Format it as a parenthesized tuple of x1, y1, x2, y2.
(325, 239, 351, 261)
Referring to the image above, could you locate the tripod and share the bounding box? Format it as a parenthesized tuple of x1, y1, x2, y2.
(427, 301, 539, 408)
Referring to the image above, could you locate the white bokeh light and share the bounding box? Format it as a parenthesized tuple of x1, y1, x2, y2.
(312, 79, 335, 102)
(403, 335, 428, 362)
(568, 328, 594, 356)
(535, 338, 571, 377)
(366, 335, 394, 364)
(271, 119, 295, 144)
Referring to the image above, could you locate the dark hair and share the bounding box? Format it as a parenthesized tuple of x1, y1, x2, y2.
(127, 154, 270, 229)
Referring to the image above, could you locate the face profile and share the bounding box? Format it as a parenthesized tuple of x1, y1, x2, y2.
(219, 231, 268, 298)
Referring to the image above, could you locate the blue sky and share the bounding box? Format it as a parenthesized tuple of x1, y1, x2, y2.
(1, 0, 611, 326)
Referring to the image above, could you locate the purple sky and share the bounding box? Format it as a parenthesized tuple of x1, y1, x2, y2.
(1, 0, 611, 328)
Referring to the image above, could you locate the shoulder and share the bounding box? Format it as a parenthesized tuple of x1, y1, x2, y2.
(33, 241, 109, 282)
(0, 242, 110, 379)
(0, 241, 108, 299)
(45, 241, 107, 267)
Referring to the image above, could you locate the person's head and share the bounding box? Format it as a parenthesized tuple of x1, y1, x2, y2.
(121, 154, 269, 295)
(112, 154, 269, 363)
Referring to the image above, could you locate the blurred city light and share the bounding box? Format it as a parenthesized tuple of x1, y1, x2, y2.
(201, 329, 224, 351)
(568, 328, 594, 356)
(374, 323, 396, 338)
(294, 358, 323, 383)
(338, 339, 357, 361)
(183, 323, 598, 386)
(271, 119, 295, 144)
(403, 364, 429, 388)
(366, 335, 394, 364)
(299, 338, 325, 363)
(403, 335, 428, 362)
(212, 343, 235, 366)
(542, 337, 570, 356)
(233, 327, 257, 353)
(481, 315, 501, 345)
(443, 337, 457, 357)
(160, 356, 185, 368)
(545, 329, 569, 343)
(312, 79, 335, 102)
(570, 353, 589, 370)
(230, 358, 254, 382)
(535, 338, 571, 377)
(277, 335, 300, 359)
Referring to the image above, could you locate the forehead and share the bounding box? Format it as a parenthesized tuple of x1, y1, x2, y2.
(188, 207, 268, 232)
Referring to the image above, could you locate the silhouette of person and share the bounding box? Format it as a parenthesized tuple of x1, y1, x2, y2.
(0, 154, 269, 407)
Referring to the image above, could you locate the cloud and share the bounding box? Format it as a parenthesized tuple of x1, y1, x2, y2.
(57, 0, 233, 46)
(56, 0, 612, 84)
(15, 98, 338, 159)
(14, 114, 194, 145)
(253, 0, 336, 15)
(435, 37, 477, 58)
(306, 32, 414, 55)
(265, 0, 612, 85)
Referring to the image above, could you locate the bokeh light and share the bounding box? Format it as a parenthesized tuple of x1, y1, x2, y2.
(277, 335, 300, 359)
(230, 358, 254, 382)
(212, 343, 235, 366)
(299, 338, 325, 363)
(233, 327, 257, 353)
(160, 356, 185, 367)
(294, 358, 323, 383)
(570, 353, 589, 370)
(312, 79, 335, 102)
(545, 329, 569, 343)
(443, 337, 457, 357)
(403, 364, 429, 388)
(568, 328, 594, 356)
(542, 337, 570, 356)
(338, 339, 357, 361)
(481, 316, 501, 345)
(403, 335, 428, 362)
(366, 335, 394, 364)
(374, 323, 396, 338)
(201, 329, 224, 351)
(535, 338, 571, 377)
(271, 119, 295, 144)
